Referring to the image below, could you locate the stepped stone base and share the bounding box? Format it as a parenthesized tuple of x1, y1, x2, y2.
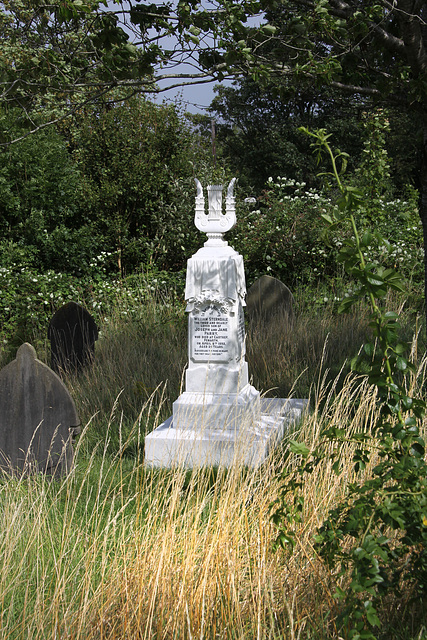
(173, 383, 260, 431)
(144, 398, 308, 468)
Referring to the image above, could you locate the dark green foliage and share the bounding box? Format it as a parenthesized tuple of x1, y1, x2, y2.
(0, 0, 238, 141)
(0, 264, 186, 368)
(0, 98, 213, 277)
(231, 178, 339, 286)
(0, 115, 95, 272)
(271, 131, 427, 640)
(71, 97, 205, 275)
(221, 0, 427, 331)
(0, 266, 98, 364)
(208, 78, 365, 193)
(227, 109, 423, 290)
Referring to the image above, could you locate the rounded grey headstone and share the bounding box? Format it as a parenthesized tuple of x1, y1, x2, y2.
(0, 343, 80, 475)
(246, 275, 294, 322)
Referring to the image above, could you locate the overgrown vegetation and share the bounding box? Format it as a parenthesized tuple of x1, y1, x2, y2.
(0, 256, 425, 639)
(0, 35, 426, 638)
(0, 288, 424, 638)
(272, 129, 427, 640)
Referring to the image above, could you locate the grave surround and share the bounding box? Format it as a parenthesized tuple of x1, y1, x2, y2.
(144, 179, 308, 468)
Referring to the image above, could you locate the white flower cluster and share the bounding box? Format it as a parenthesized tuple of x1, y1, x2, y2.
(267, 176, 328, 205)
(89, 251, 115, 270)
(264, 176, 422, 278)
(0, 265, 183, 348)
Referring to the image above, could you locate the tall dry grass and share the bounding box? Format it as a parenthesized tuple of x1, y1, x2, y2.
(65, 287, 405, 452)
(0, 346, 425, 639)
(0, 281, 425, 638)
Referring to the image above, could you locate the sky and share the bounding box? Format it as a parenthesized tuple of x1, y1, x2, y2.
(152, 77, 231, 114)
(113, 0, 251, 115)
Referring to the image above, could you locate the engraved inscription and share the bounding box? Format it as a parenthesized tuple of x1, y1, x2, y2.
(238, 305, 245, 343)
(238, 304, 245, 357)
(192, 305, 230, 361)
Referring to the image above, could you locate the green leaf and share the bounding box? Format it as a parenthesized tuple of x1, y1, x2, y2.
(332, 460, 341, 475)
(289, 440, 310, 457)
(366, 608, 381, 627)
(361, 231, 372, 247)
(394, 342, 407, 354)
(401, 395, 413, 410)
(321, 213, 334, 225)
(383, 311, 398, 320)
(363, 342, 374, 356)
(278, 532, 295, 551)
(334, 585, 346, 600)
(410, 441, 425, 457)
(366, 275, 384, 286)
(262, 24, 277, 35)
(396, 356, 407, 371)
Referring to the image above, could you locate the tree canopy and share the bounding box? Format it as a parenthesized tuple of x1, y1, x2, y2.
(3, 0, 427, 131)
(0, 0, 261, 142)
(222, 0, 427, 106)
(0, 96, 212, 275)
(208, 78, 368, 191)
(2, 0, 427, 315)
(219, 0, 427, 323)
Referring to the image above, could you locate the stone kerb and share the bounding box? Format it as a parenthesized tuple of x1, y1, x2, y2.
(0, 343, 80, 475)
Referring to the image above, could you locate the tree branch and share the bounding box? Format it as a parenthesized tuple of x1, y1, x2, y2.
(397, 0, 427, 76)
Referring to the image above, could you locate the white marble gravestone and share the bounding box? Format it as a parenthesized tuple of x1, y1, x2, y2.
(144, 179, 308, 468)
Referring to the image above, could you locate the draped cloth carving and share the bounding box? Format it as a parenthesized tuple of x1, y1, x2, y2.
(185, 254, 246, 312)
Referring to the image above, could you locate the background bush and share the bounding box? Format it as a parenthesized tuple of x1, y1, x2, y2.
(0, 98, 213, 278)
(231, 176, 423, 290)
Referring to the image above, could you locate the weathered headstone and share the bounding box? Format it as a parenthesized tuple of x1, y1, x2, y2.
(0, 343, 80, 475)
(48, 302, 98, 375)
(246, 275, 294, 322)
(145, 180, 308, 468)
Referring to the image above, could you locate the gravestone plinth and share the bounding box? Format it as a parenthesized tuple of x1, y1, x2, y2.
(174, 241, 260, 433)
(144, 180, 308, 468)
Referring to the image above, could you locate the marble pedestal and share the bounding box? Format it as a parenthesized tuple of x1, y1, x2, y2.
(144, 398, 308, 468)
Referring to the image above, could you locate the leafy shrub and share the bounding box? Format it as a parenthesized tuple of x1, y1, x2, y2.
(0, 262, 185, 366)
(231, 175, 422, 290)
(231, 177, 336, 286)
(0, 99, 219, 278)
(0, 115, 86, 273)
(71, 97, 208, 275)
(272, 130, 427, 640)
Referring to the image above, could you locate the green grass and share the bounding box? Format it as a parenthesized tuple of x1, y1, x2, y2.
(0, 280, 425, 638)
(0, 364, 425, 639)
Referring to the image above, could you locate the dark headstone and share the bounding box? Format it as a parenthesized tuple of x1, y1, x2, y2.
(0, 343, 80, 475)
(246, 275, 294, 322)
(48, 302, 98, 375)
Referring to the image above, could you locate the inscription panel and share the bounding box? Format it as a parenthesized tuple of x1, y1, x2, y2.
(191, 306, 230, 362)
(238, 303, 245, 356)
